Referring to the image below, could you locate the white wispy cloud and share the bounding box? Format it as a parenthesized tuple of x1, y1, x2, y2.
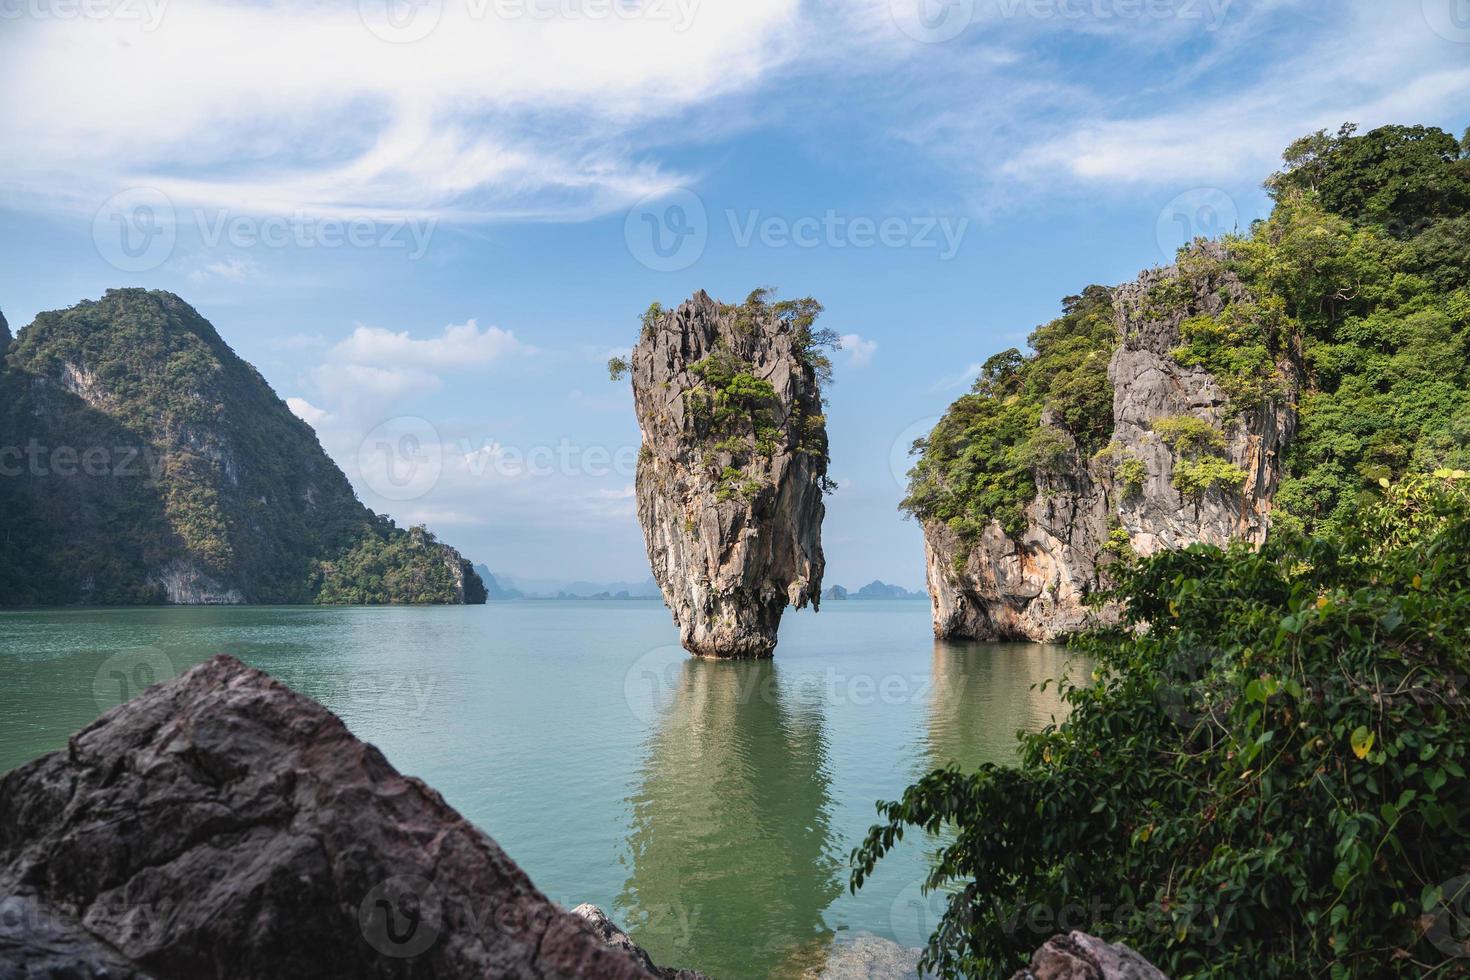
(331, 320, 528, 370)
(0, 0, 806, 221)
(840, 333, 878, 367)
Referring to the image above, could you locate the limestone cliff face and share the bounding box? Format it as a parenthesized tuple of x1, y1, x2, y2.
(630, 291, 827, 657)
(0, 289, 485, 606)
(925, 244, 1298, 640)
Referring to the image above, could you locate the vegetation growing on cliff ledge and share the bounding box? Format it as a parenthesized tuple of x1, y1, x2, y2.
(901, 285, 1116, 537)
(317, 524, 480, 605)
(855, 471, 1470, 978)
(904, 122, 1470, 544)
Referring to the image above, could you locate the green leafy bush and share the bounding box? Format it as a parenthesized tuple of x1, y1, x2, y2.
(903, 286, 1116, 538)
(1151, 414, 1227, 456)
(852, 472, 1470, 979)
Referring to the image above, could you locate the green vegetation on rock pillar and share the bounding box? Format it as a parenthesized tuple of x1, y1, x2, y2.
(620, 288, 834, 657)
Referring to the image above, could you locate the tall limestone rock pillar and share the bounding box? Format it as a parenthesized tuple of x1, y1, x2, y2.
(627, 290, 831, 658)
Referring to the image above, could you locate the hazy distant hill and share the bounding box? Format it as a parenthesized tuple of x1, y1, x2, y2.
(0, 289, 485, 606)
(472, 565, 661, 599)
(823, 580, 925, 600)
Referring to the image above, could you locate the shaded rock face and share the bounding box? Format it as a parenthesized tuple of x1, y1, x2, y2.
(0, 656, 680, 980)
(1008, 931, 1170, 980)
(927, 244, 1298, 640)
(0, 289, 484, 606)
(630, 291, 828, 657)
(0, 309, 10, 357)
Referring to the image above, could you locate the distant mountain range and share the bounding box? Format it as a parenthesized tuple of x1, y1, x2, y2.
(472, 566, 662, 600)
(470, 567, 925, 602)
(823, 580, 926, 600)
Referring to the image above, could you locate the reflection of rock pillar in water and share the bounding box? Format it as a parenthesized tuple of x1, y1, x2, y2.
(616, 659, 840, 980)
(923, 641, 1078, 771)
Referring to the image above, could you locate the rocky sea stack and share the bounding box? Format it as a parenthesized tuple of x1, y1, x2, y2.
(624, 290, 833, 657)
(909, 243, 1298, 641)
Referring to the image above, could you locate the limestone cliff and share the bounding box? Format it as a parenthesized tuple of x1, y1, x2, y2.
(628, 290, 830, 657)
(0, 289, 485, 606)
(922, 244, 1298, 640)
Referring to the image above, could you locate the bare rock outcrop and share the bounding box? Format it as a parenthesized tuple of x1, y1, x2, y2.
(926, 243, 1298, 640)
(629, 291, 829, 657)
(1008, 931, 1170, 980)
(0, 656, 692, 979)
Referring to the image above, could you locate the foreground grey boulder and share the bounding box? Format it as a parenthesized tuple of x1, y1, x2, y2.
(0, 656, 689, 979)
(628, 290, 830, 657)
(1008, 931, 1170, 980)
(570, 904, 708, 980)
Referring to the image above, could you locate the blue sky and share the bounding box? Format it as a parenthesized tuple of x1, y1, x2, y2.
(1, 0, 1467, 588)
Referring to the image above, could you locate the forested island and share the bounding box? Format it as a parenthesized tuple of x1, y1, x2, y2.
(0, 289, 485, 606)
(854, 123, 1470, 978)
(905, 122, 1470, 646)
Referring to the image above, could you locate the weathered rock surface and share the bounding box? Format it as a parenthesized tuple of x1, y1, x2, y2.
(0, 289, 484, 606)
(569, 904, 708, 980)
(1008, 931, 1170, 980)
(0, 309, 10, 357)
(0, 656, 691, 980)
(630, 290, 828, 657)
(926, 243, 1298, 640)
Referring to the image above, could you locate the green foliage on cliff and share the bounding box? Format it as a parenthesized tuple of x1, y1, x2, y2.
(1243, 123, 1470, 536)
(317, 524, 478, 604)
(905, 122, 1470, 544)
(0, 289, 483, 606)
(854, 472, 1470, 979)
(902, 285, 1116, 537)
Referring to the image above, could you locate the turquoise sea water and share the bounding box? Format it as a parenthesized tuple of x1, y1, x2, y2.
(0, 600, 1082, 979)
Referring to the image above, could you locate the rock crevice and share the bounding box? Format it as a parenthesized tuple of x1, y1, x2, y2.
(926, 244, 1298, 640)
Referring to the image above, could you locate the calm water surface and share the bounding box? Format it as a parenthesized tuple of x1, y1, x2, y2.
(0, 600, 1083, 980)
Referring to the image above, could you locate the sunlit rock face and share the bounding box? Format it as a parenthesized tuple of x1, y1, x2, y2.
(925, 243, 1298, 641)
(629, 291, 828, 658)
